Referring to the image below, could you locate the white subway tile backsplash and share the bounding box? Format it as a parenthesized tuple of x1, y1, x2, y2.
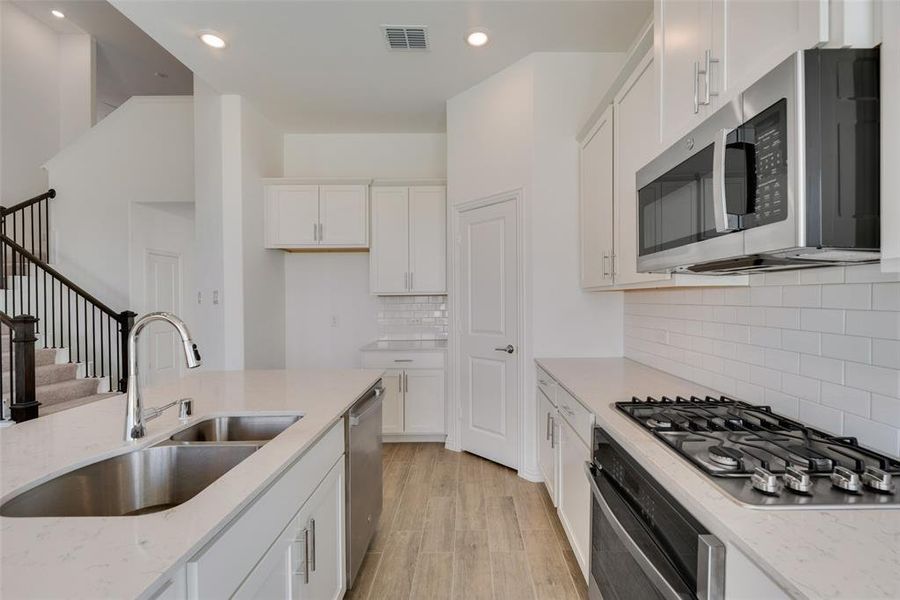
(800, 308, 845, 334)
(782, 285, 821, 308)
(377, 295, 448, 340)
(820, 333, 872, 363)
(781, 330, 821, 355)
(845, 310, 900, 340)
(873, 339, 900, 369)
(800, 355, 844, 384)
(873, 283, 900, 311)
(623, 264, 900, 457)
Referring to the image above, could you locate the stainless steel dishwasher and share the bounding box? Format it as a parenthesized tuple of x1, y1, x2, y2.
(346, 381, 383, 589)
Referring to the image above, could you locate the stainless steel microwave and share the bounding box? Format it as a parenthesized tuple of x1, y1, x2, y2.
(636, 48, 880, 274)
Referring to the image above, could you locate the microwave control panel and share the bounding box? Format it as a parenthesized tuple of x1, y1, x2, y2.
(742, 99, 789, 228)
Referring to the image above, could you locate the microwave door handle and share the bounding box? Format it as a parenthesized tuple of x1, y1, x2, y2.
(584, 463, 692, 600)
(712, 128, 739, 233)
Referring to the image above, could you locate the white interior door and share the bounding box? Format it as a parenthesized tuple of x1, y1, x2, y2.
(144, 250, 182, 389)
(458, 197, 519, 469)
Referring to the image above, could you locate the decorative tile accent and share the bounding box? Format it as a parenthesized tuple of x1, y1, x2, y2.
(623, 265, 900, 456)
(377, 295, 448, 341)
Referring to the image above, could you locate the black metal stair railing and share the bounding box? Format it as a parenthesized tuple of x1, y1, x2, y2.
(0, 190, 136, 422)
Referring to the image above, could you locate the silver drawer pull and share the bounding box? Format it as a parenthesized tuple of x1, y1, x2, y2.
(394, 359, 413, 363)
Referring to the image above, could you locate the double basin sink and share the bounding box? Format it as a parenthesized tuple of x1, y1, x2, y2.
(0, 415, 301, 518)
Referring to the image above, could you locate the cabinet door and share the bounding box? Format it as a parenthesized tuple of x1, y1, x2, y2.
(408, 186, 447, 294)
(537, 388, 558, 506)
(717, 0, 825, 104)
(403, 369, 445, 434)
(613, 51, 670, 287)
(381, 369, 404, 435)
(557, 417, 590, 583)
(296, 457, 345, 600)
(266, 185, 319, 247)
(231, 519, 296, 600)
(319, 185, 368, 247)
(370, 187, 410, 294)
(579, 105, 615, 289)
(655, 0, 710, 145)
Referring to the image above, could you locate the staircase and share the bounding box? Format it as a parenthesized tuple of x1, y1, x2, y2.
(1, 190, 134, 422)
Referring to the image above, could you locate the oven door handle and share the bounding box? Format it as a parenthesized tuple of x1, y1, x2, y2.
(712, 128, 740, 233)
(584, 462, 692, 600)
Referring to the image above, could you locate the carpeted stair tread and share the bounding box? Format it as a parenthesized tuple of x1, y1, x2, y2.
(36, 378, 100, 407)
(1, 347, 59, 367)
(1, 362, 78, 386)
(41, 392, 118, 416)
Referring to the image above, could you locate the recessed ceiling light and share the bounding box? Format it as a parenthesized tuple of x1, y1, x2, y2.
(51, 9, 65, 18)
(466, 29, 489, 47)
(199, 32, 227, 49)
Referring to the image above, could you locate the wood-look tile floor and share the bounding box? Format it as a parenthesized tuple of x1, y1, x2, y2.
(347, 443, 588, 600)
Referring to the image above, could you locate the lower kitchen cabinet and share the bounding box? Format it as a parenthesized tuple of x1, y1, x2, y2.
(362, 351, 446, 439)
(558, 415, 591, 583)
(234, 456, 345, 600)
(537, 386, 558, 506)
(186, 422, 345, 599)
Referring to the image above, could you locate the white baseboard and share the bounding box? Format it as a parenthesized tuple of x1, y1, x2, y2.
(517, 468, 543, 483)
(383, 433, 447, 443)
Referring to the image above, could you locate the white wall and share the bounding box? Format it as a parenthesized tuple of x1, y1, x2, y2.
(446, 52, 625, 476)
(284, 253, 378, 369)
(46, 96, 194, 310)
(283, 133, 446, 179)
(1, 3, 95, 203)
(240, 98, 285, 369)
(1, 2, 59, 202)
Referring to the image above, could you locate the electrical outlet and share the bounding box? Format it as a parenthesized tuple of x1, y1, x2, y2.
(331, 315, 339, 327)
(213, 290, 220, 305)
(197, 291, 202, 304)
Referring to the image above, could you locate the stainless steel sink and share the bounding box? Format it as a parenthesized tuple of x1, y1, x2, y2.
(0, 444, 257, 518)
(169, 415, 301, 443)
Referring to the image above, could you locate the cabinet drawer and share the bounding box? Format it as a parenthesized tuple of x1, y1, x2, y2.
(556, 387, 594, 447)
(187, 421, 344, 599)
(536, 366, 557, 407)
(362, 351, 445, 370)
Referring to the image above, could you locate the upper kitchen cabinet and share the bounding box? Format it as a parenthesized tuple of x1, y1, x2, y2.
(656, 0, 881, 147)
(579, 105, 615, 290)
(370, 183, 446, 295)
(264, 180, 370, 250)
(613, 51, 671, 287)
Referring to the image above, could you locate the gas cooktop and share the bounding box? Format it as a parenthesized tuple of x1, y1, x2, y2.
(617, 395, 900, 508)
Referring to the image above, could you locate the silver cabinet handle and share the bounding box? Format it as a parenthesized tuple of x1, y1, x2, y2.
(546, 411, 551, 440)
(693, 60, 700, 114)
(394, 359, 413, 363)
(494, 344, 515, 354)
(309, 518, 316, 573)
(602, 253, 610, 278)
(404, 272, 409, 290)
(550, 416, 556, 448)
(611, 253, 616, 277)
(700, 49, 719, 106)
(292, 527, 310, 583)
(318, 222, 324, 241)
(409, 271, 414, 290)
(313, 223, 318, 241)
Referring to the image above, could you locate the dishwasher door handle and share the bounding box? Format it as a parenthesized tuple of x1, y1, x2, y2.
(350, 386, 384, 426)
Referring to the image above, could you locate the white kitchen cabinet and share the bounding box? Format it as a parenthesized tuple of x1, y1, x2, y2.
(234, 456, 345, 600)
(370, 185, 446, 295)
(264, 182, 368, 250)
(579, 104, 615, 290)
(362, 351, 446, 439)
(404, 369, 445, 434)
(380, 369, 404, 435)
(318, 186, 368, 247)
(187, 421, 344, 599)
(537, 386, 558, 506)
(613, 50, 671, 287)
(557, 414, 591, 583)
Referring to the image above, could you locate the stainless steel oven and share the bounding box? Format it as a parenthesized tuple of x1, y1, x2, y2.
(586, 427, 725, 600)
(636, 48, 880, 274)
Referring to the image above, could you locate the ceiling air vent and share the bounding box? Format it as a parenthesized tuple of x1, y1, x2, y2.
(383, 26, 429, 51)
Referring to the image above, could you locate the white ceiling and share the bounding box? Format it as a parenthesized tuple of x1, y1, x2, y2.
(109, 1, 651, 133)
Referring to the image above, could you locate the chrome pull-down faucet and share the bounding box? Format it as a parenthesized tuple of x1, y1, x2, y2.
(124, 312, 202, 441)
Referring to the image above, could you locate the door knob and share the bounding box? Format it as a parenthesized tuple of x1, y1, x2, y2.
(494, 344, 515, 354)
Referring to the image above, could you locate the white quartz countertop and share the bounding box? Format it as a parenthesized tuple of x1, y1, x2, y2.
(0, 369, 383, 599)
(360, 339, 447, 352)
(536, 357, 900, 600)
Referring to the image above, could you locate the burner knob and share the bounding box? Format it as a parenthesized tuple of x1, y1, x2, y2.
(861, 466, 895, 493)
(751, 467, 781, 495)
(830, 466, 862, 493)
(784, 465, 813, 494)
